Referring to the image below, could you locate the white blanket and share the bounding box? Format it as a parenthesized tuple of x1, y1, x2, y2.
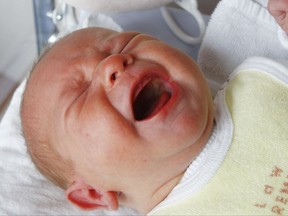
(198, 0, 288, 93)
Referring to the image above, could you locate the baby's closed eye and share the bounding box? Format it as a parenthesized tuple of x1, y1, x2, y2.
(68, 71, 91, 90)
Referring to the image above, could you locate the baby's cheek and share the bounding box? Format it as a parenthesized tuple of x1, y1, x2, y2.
(175, 101, 208, 140)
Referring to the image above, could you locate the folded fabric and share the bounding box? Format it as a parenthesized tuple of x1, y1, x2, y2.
(278, 27, 288, 49)
(198, 0, 288, 87)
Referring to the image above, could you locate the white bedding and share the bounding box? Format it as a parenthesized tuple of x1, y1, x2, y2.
(0, 7, 208, 215)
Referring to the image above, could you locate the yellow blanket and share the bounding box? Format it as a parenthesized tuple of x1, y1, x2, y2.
(152, 70, 288, 215)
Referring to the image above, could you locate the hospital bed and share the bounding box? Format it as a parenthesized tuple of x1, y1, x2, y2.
(0, 0, 287, 215)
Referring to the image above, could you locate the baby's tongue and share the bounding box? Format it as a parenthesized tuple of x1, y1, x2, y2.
(146, 91, 171, 119)
(133, 79, 171, 121)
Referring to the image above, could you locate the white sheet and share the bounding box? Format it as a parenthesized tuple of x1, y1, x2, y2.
(0, 7, 208, 215)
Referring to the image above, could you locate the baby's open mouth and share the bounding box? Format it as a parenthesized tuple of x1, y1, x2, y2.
(132, 76, 172, 121)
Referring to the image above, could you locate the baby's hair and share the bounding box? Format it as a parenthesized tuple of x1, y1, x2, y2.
(20, 41, 73, 190)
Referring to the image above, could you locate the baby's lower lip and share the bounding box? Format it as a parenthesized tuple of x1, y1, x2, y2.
(155, 82, 179, 119)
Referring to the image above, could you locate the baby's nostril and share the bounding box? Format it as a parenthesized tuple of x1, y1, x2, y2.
(111, 72, 117, 82)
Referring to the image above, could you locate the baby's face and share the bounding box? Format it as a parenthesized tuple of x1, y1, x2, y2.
(27, 27, 213, 197)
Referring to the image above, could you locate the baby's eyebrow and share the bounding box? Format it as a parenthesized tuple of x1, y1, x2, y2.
(66, 71, 90, 91)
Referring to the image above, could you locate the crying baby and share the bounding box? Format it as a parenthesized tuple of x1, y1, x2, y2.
(20, 27, 214, 214)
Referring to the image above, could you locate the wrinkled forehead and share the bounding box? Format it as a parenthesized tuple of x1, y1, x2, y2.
(22, 28, 123, 119)
(29, 27, 118, 78)
(55, 27, 118, 50)
(42, 28, 119, 60)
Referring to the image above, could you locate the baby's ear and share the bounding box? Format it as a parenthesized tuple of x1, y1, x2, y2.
(66, 177, 119, 211)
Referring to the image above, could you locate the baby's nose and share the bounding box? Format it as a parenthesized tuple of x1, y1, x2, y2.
(100, 54, 133, 88)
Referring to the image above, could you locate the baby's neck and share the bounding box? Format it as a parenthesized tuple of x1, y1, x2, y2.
(120, 115, 215, 214)
(120, 171, 185, 215)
